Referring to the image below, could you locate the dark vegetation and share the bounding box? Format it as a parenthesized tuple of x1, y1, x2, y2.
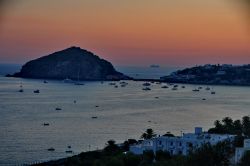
(35, 116, 250, 166)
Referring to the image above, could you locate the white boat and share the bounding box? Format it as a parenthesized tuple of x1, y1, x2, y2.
(63, 78, 74, 83)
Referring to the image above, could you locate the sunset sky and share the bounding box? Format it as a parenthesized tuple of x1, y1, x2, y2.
(0, 0, 249, 67)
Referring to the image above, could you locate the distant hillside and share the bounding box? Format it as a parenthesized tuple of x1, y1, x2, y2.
(9, 47, 130, 81)
(161, 64, 250, 85)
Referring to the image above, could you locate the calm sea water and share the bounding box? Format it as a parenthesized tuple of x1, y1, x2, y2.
(1, 65, 250, 165)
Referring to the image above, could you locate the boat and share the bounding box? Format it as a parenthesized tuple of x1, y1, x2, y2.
(65, 150, 73, 153)
(74, 65, 85, 85)
(173, 85, 178, 88)
(172, 87, 178, 90)
(63, 78, 74, 83)
(43, 123, 50, 126)
(150, 64, 160, 68)
(192, 89, 200, 92)
(143, 82, 151, 86)
(75, 82, 84, 85)
(142, 87, 151, 91)
(33, 90, 40, 93)
(161, 86, 169, 89)
(181, 86, 186, 88)
(43, 80, 48, 84)
(19, 82, 24, 92)
(198, 87, 203, 90)
(211, 91, 216, 95)
(55, 107, 62, 111)
(48, 148, 55, 151)
(205, 87, 211, 91)
(92, 116, 98, 119)
(109, 82, 116, 85)
(114, 85, 118, 88)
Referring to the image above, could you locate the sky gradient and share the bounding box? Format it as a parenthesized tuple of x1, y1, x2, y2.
(0, 0, 249, 67)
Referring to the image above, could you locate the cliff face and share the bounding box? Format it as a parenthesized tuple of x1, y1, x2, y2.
(12, 47, 129, 80)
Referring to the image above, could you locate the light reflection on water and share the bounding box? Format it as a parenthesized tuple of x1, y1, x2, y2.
(0, 76, 250, 165)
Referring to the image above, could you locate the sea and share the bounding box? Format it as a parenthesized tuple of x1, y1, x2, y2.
(0, 64, 250, 165)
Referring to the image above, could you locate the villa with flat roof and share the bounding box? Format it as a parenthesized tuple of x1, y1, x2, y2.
(130, 127, 235, 155)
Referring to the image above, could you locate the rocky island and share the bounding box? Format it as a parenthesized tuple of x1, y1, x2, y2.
(9, 46, 130, 81)
(161, 64, 250, 86)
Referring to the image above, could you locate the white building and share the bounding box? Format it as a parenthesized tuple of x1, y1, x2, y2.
(235, 139, 250, 164)
(130, 127, 235, 155)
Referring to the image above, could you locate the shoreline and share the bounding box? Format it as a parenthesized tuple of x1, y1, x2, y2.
(4, 75, 250, 87)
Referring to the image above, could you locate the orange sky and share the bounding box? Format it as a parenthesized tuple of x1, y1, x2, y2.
(0, 0, 249, 66)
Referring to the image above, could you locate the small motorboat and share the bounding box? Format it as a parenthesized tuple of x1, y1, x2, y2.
(55, 108, 62, 111)
(114, 85, 118, 88)
(43, 80, 48, 84)
(43, 123, 50, 126)
(205, 87, 211, 91)
(75, 82, 84, 85)
(192, 89, 200, 92)
(161, 86, 169, 89)
(65, 150, 73, 153)
(181, 86, 186, 88)
(143, 82, 151, 86)
(173, 85, 178, 88)
(63, 78, 74, 83)
(91, 116, 98, 119)
(48, 148, 55, 151)
(142, 87, 151, 91)
(34, 90, 40, 93)
(172, 87, 178, 91)
(19, 89, 24, 93)
(211, 91, 216, 95)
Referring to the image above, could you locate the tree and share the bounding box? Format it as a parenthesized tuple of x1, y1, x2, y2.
(155, 150, 171, 161)
(104, 140, 121, 154)
(187, 141, 233, 166)
(242, 116, 250, 137)
(238, 150, 250, 166)
(141, 129, 157, 140)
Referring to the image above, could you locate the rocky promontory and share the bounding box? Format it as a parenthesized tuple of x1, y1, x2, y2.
(9, 46, 130, 81)
(161, 64, 250, 85)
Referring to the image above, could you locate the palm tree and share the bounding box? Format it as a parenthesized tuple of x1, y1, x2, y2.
(141, 128, 156, 140)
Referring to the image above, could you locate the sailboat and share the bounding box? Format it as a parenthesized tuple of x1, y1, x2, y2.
(18, 82, 24, 92)
(75, 65, 84, 85)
